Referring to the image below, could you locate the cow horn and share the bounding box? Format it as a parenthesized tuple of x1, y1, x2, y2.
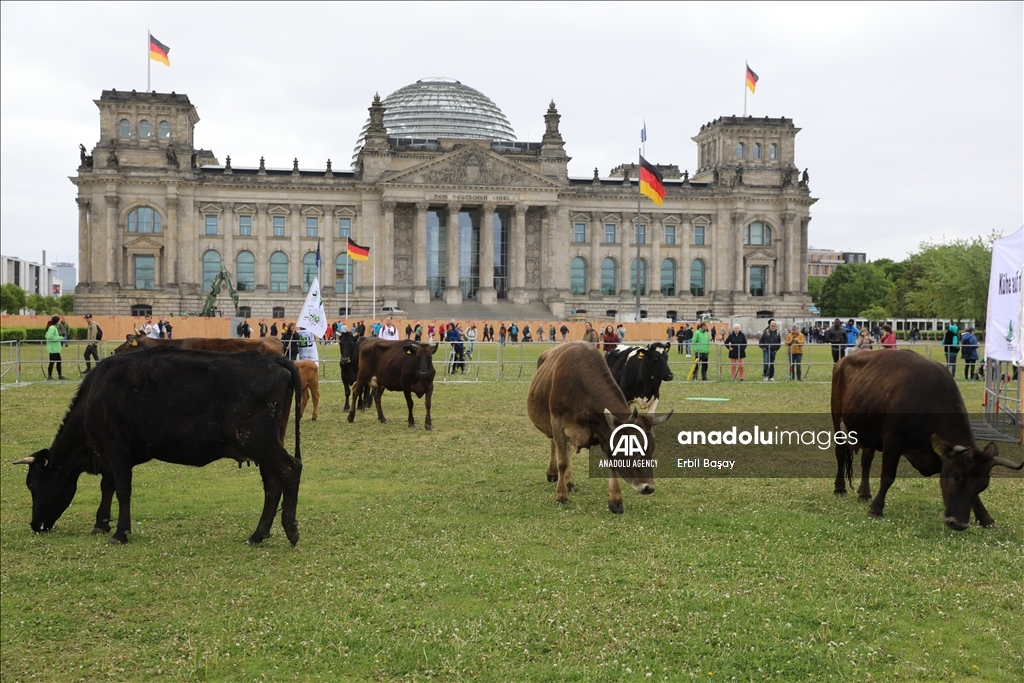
(650, 409, 673, 426)
(992, 457, 1024, 470)
(951, 445, 969, 455)
(12, 456, 35, 465)
(646, 398, 660, 414)
(629, 407, 639, 423)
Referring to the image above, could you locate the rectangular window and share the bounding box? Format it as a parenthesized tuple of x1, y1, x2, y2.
(306, 217, 318, 238)
(134, 255, 155, 289)
(750, 266, 766, 297)
(573, 223, 586, 243)
(605, 224, 616, 244)
(664, 225, 676, 245)
(239, 215, 252, 236)
(338, 217, 351, 239)
(693, 225, 705, 245)
(205, 215, 217, 236)
(636, 224, 646, 244)
(273, 216, 285, 237)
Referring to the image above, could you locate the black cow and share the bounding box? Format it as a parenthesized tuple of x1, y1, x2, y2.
(346, 339, 438, 430)
(831, 350, 1022, 529)
(605, 342, 674, 412)
(13, 348, 303, 545)
(338, 331, 370, 412)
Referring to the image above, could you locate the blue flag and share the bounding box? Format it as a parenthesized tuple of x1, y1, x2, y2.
(315, 238, 321, 268)
(641, 122, 647, 143)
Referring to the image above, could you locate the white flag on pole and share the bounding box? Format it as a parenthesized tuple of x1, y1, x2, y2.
(985, 226, 1023, 364)
(297, 276, 328, 337)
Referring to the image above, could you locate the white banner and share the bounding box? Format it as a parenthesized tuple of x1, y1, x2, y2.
(985, 226, 1023, 364)
(297, 276, 328, 338)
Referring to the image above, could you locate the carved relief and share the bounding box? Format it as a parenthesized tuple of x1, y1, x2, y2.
(525, 208, 542, 286)
(420, 152, 536, 188)
(393, 206, 414, 286)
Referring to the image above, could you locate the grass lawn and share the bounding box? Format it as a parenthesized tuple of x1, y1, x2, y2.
(1, 354, 1021, 682)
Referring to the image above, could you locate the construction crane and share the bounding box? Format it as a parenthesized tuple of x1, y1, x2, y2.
(193, 265, 240, 317)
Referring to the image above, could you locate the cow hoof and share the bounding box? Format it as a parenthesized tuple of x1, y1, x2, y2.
(608, 503, 624, 514)
(566, 483, 576, 493)
(867, 509, 884, 519)
(408, 422, 416, 429)
(347, 414, 355, 423)
(556, 500, 568, 507)
(858, 494, 872, 503)
(107, 535, 127, 545)
(833, 490, 847, 497)
(981, 520, 999, 529)
(91, 525, 109, 535)
(311, 417, 317, 422)
(379, 418, 388, 424)
(425, 425, 432, 432)
(247, 533, 268, 545)
(547, 474, 558, 483)
(286, 530, 300, 546)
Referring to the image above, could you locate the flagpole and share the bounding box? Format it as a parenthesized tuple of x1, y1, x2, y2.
(636, 147, 642, 324)
(743, 61, 747, 117)
(372, 234, 377, 321)
(147, 31, 151, 93)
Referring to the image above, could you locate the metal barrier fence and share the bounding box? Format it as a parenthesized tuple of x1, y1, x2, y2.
(0, 338, 986, 386)
(983, 358, 1022, 442)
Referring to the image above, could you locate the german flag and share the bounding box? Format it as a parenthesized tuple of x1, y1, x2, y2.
(346, 237, 370, 261)
(149, 35, 170, 66)
(745, 64, 758, 93)
(639, 155, 666, 206)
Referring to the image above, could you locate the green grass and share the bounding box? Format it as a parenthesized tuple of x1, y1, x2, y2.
(1, 369, 1021, 682)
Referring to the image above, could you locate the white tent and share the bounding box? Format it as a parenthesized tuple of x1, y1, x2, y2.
(985, 226, 1023, 365)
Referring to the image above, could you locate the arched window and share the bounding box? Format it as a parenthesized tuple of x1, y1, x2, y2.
(139, 120, 151, 138)
(302, 252, 318, 292)
(600, 257, 618, 296)
(630, 258, 647, 296)
(744, 221, 772, 246)
(158, 121, 170, 139)
(335, 253, 353, 294)
(660, 258, 676, 296)
(270, 252, 288, 292)
(736, 142, 744, 159)
(690, 260, 706, 297)
(127, 207, 162, 233)
(753, 143, 761, 160)
(769, 143, 778, 160)
(570, 257, 587, 296)
(119, 119, 131, 138)
(236, 251, 255, 292)
(202, 251, 221, 291)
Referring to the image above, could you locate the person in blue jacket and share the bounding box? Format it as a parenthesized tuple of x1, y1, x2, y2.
(960, 327, 979, 380)
(844, 319, 858, 347)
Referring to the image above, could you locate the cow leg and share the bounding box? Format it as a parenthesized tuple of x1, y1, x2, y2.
(250, 464, 283, 545)
(551, 425, 571, 506)
(92, 471, 115, 535)
(608, 472, 624, 514)
(300, 386, 309, 420)
(404, 389, 416, 428)
(374, 386, 387, 424)
(109, 464, 133, 545)
(972, 495, 997, 528)
(342, 380, 352, 412)
(833, 441, 851, 496)
(546, 439, 558, 482)
(311, 383, 319, 422)
(868, 447, 901, 519)
(277, 452, 302, 546)
(858, 449, 875, 502)
(347, 378, 365, 423)
(423, 382, 433, 431)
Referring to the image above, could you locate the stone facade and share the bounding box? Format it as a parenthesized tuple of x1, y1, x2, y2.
(72, 89, 815, 319)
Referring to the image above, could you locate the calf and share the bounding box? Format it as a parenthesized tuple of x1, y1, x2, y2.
(14, 348, 302, 546)
(338, 331, 370, 412)
(295, 360, 320, 421)
(605, 342, 674, 411)
(528, 342, 671, 513)
(346, 339, 438, 430)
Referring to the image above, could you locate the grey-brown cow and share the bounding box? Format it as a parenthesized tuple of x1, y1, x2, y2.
(527, 341, 671, 513)
(114, 334, 284, 356)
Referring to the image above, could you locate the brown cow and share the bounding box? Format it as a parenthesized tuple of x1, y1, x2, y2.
(114, 334, 284, 356)
(831, 350, 1022, 529)
(527, 342, 671, 513)
(295, 360, 320, 422)
(346, 339, 438, 430)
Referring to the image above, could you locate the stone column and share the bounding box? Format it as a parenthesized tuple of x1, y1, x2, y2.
(165, 196, 178, 286)
(478, 202, 497, 304)
(444, 202, 462, 304)
(799, 217, 810, 294)
(381, 200, 396, 299)
(256, 204, 268, 289)
(222, 202, 235, 278)
(289, 204, 301, 290)
(511, 203, 528, 304)
(619, 213, 631, 298)
(731, 211, 746, 293)
(589, 210, 602, 296)
(680, 215, 692, 299)
(323, 205, 335, 292)
(650, 216, 662, 298)
(413, 201, 430, 303)
(104, 194, 119, 285)
(76, 198, 91, 286)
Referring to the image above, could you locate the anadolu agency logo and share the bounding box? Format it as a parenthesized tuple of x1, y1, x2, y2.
(597, 423, 657, 469)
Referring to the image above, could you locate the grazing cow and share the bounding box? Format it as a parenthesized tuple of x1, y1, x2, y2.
(338, 331, 370, 412)
(295, 360, 320, 421)
(13, 348, 303, 545)
(114, 334, 284, 356)
(346, 338, 438, 430)
(831, 350, 1022, 529)
(527, 342, 672, 513)
(605, 342, 674, 411)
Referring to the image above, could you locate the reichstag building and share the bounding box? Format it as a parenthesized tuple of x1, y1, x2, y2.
(71, 78, 815, 319)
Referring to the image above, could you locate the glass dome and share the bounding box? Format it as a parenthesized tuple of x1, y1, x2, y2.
(354, 78, 516, 160)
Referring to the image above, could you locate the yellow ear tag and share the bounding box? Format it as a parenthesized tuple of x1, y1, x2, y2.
(131, 341, 138, 346)
(637, 351, 645, 358)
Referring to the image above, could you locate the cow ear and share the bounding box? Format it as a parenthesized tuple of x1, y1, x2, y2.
(430, 342, 439, 355)
(931, 434, 953, 458)
(628, 407, 639, 423)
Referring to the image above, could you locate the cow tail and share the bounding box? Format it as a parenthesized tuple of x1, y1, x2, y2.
(288, 360, 302, 461)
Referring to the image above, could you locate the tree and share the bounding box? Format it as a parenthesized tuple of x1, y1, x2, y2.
(903, 236, 993, 323)
(0, 283, 27, 314)
(817, 263, 893, 317)
(806, 276, 825, 305)
(57, 294, 74, 314)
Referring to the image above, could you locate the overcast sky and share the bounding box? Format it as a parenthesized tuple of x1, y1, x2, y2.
(2, 1, 1021, 272)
